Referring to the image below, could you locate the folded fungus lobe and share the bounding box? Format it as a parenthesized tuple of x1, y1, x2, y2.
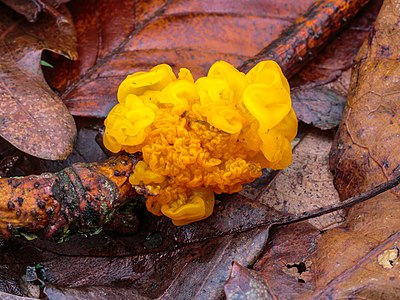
(104, 61, 297, 225)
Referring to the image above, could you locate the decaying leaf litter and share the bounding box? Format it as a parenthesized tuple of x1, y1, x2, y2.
(0, 0, 399, 299)
(0, 3, 77, 161)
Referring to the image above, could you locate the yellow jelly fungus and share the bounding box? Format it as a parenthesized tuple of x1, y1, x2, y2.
(103, 60, 298, 225)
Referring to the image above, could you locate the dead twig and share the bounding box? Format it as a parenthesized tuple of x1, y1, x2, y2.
(0, 155, 138, 241)
(239, 0, 371, 77)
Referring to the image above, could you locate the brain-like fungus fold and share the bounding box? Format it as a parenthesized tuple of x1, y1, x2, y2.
(104, 61, 297, 225)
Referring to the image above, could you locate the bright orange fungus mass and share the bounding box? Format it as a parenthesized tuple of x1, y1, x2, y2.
(103, 61, 297, 225)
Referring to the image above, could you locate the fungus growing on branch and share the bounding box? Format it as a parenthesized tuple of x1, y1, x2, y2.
(104, 61, 297, 225)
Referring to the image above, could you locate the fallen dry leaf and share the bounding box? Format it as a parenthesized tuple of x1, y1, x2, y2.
(245, 192, 400, 299)
(259, 129, 345, 230)
(0, 120, 108, 178)
(330, 0, 400, 199)
(0, 0, 70, 22)
(0, 3, 78, 160)
(251, 222, 319, 299)
(45, 284, 147, 300)
(0, 291, 35, 300)
(310, 191, 400, 298)
(44, 0, 316, 117)
(291, 85, 350, 130)
(224, 261, 273, 300)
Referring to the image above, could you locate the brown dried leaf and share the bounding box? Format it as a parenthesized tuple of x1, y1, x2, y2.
(311, 191, 400, 298)
(259, 129, 345, 230)
(0, 120, 108, 177)
(224, 262, 273, 300)
(0, 291, 35, 300)
(252, 222, 319, 299)
(330, 0, 400, 199)
(0, 4, 78, 160)
(235, 191, 400, 299)
(0, 0, 70, 22)
(44, 0, 315, 117)
(45, 284, 148, 300)
(292, 86, 348, 130)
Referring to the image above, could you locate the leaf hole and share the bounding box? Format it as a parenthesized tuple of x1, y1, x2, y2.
(286, 262, 307, 274)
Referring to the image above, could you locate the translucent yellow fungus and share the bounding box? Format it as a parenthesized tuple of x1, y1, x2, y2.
(103, 60, 297, 225)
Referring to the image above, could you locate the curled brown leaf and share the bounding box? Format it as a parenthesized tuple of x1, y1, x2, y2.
(0, 4, 78, 160)
(330, 0, 400, 199)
